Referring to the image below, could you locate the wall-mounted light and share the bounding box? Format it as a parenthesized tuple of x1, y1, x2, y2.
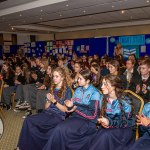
(121, 10, 125, 14)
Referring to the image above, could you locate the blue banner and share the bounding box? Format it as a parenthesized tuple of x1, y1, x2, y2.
(119, 35, 145, 45)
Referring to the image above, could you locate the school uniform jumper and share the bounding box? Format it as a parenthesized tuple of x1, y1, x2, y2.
(90, 98, 135, 150)
(17, 87, 72, 150)
(43, 84, 103, 150)
(128, 102, 150, 150)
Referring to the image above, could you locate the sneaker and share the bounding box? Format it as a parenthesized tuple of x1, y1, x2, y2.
(22, 110, 32, 119)
(18, 102, 30, 110)
(15, 99, 23, 108)
(13, 108, 21, 112)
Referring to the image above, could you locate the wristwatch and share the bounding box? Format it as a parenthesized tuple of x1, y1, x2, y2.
(53, 101, 57, 105)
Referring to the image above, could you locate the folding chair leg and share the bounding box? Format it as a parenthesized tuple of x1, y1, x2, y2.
(0, 107, 5, 119)
(11, 93, 16, 109)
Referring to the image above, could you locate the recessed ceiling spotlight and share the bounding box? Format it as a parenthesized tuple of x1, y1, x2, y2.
(112, 6, 115, 8)
(40, 9, 43, 12)
(66, 4, 69, 7)
(121, 10, 125, 14)
(59, 14, 62, 16)
(147, 0, 149, 2)
(20, 14, 22, 17)
(11, 27, 14, 30)
(83, 10, 86, 13)
(40, 17, 43, 20)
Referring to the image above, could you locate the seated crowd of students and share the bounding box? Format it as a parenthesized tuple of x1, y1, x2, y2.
(0, 52, 149, 150)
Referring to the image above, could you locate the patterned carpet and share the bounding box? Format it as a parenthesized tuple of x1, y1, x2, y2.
(0, 109, 25, 150)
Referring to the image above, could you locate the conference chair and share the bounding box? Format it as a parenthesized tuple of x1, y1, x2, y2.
(124, 90, 144, 140)
(0, 79, 5, 119)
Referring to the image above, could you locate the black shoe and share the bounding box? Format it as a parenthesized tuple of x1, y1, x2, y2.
(37, 109, 43, 113)
(0, 103, 6, 108)
(6, 105, 11, 110)
(14, 98, 20, 102)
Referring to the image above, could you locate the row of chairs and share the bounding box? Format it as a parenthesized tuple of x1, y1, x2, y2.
(0, 79, 144, 140)
(0, 79, 16, 120)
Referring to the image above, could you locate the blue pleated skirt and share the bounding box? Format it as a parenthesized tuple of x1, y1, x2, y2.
(128, 133, 150, 150)
(89, 127, 134, 150)
(43, 117, 97, 150)
(17, 110, 64, 150)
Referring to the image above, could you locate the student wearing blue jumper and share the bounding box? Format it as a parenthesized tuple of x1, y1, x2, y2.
(90, 75, 135, 150)
(128, 102, 150, 150)
(16, 67, 72, 150)
(43, 69, 103, 150)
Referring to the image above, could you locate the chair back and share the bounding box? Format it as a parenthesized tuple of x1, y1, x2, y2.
(124, 90, 144, 115)
(0, 79, 4, 102)
(0, 79, 5, 120)
(124, 90, 144, 140)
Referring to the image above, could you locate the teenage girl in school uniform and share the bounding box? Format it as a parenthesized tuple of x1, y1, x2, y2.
(90, 75, 135, 150)
(43, 69, 103, 150)
(16, 67, 72, 150)
(128, 102, 150, 150)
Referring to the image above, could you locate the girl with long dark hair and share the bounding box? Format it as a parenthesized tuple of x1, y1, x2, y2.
(90, 75, 135, 150)
(1, 62, 15, 109)
(43, 69, 103, 150)
(16, 67, 72, 150)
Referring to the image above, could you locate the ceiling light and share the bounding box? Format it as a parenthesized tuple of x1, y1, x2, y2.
(66, 4, 69, 7)
(40, 17, 42, 20)
(83, 10, 86, 13)
(59, 14, 62, 16)
(11, 27, 14, 30)
(147, 0, 149, 2)
(112, 6, 115, 8)
(20, 14, 22, 17)
(40, 9, 43, 12)
(121, 10, 125, 14)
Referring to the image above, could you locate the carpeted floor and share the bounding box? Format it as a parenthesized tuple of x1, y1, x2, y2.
(0, 109, 25, 150)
